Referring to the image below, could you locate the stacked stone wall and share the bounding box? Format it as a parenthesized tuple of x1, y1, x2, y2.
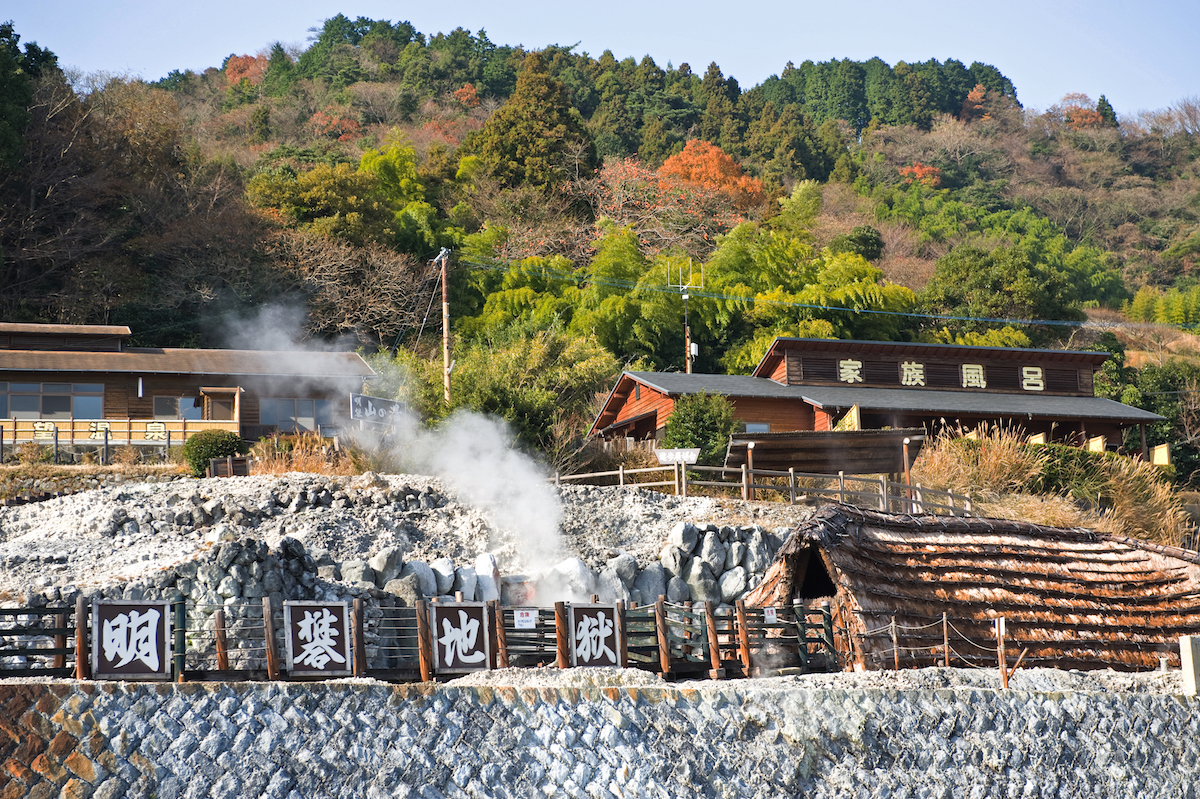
(2, 680, 1197, 798)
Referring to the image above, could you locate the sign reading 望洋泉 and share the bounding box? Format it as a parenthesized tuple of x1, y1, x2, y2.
(430, 602, 490, 674)
(349, 393, 407, 426)
(284, 601, 352, 677)
(92, 601, 172, 680)
(570, 604, 621, 668)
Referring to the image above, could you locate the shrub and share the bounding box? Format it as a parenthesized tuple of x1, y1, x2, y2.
(660, 391, 739, 466)
(182, 429, 247, 477)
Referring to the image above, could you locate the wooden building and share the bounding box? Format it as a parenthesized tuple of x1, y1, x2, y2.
(0, 322, 374, 448)
(746, 504, 1200, 671)
(590, 337, 1162, 454)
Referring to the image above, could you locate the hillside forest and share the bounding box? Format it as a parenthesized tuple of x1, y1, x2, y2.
(3, 16, 1200, 476)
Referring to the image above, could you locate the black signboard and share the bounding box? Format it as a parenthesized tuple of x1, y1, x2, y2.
(569, 604, 621, 667)
(283, 601, 353, 677)
(350, 393, 407, 426)
(92, 601, 172, 680)
(430, 602, 491, 674)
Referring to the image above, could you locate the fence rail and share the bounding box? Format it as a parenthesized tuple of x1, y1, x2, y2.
(0, 596, 839, 684)
(554, 463, 973, 516)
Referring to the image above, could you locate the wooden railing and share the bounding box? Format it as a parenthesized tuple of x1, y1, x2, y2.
(0, 418, 239, 447)
(553, 463, 974, 516)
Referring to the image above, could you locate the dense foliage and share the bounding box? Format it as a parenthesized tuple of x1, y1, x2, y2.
(182, 429, 248, 476)
(659, 392, 739, 466)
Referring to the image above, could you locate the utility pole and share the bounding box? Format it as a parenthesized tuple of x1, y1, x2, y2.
(435, 248, 452, 405)
(683, 292, 692, 374)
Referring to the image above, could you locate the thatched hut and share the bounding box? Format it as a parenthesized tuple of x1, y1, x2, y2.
(745, 504, 1200, 671)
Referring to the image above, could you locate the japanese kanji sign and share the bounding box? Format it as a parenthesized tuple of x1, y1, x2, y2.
(350, 393, 407, 426)
(569, 604, 620, 668)
(430, 602, 490, 673)
(92, 600, 172, 680)
(283, 601, 352, 676)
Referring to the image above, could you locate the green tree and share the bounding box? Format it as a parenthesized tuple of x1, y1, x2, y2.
(1096, 94, 1118, 127)
(467, 51, 594, 189)
(660, 391, 738, 466)
(0, 22, 55, 168)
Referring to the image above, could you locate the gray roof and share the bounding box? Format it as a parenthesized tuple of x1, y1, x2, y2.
(0, 348, 376, 379)
(793, 385, 1164, 422)
(626, 371, 812, 399)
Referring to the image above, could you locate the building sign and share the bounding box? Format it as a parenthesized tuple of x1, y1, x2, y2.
(350, 393, 407, 426)
(430, 602, 490, 673)
(789, 354, 1088, 395)
(654, 448, 701, 465)
(283, 601, 352, 677)
(837, 359, 864, 384)
(88, 421, 111, 440)
(569, 604, 620, 667)
(92, 600, 172, 680)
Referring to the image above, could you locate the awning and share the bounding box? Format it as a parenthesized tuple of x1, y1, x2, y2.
(725, 428, 927, 475)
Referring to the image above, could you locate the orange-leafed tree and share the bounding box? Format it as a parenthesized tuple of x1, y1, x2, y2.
(898, 161, 942, 188)
(453, 82, 480, 109)
(1053, 93, 1104, 130)
(657, 140, 767, 213)
(225, 54, 267, 86)
(961, 84, 988, 121)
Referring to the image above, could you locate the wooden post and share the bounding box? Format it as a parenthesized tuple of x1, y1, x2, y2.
(165, 430, 171, 464)
(942, 612, 950, 668)
(682, 601, 694, 657)
(554, 602, 570, 669)
(681, 462, 688, 498)
(821, 601, 835, 669)
(53, 611, 67, 670)
(997, 617, 1008, 689)
(655, 597, 671, 676)
(53, 427, 59, 465)
(704, 601, 723, 678)
(262, 596, 279, 680)
(455, 591, 464, 602)
(589, 594, 599, 604)
(103, 428, 109, 466)
(616, 600, 628, 669)
(878, 476, 887, 511)
(838, 471, 846, 504)
(214, 609, 230, 672)
(735, 600, 753, 676)
(173, 593, 186, 682)
(746, 445, 755, 501)
(788, 467, 796, 505)
(619, 465, 625, 487)
(416, 600, 432, 681)
(74, 596, 89, 680)
(740, 463, 748, 500)
(493, 601, 510, 668)
(351, 598, 367, 677)
(891, 616, 900, 670)
(902, 437, 913, 514)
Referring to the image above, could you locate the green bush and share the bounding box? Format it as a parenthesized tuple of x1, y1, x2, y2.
(660, 391, 739, 466)
(182, 429, 247, 477)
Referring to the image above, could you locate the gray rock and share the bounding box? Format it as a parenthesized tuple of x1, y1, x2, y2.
(547, 558, 596, 601)
(367, 547, 404, 585)
(216, 576, 241, 599)
(607, 553, 639, 589)
(683, 559, 721, 604)
(718, 566, 748, 603)
(659, 544, 690, 578)
(400, 560, 437, 599)
(632, 564, 667, 606)
(452, 566, 477, 601)
(667, 522, 699, 554)
(383, 575, 422, 606)
(743, 529, 774, 573)
(429, 557, 456, 595)
(666, 575, 690, 603)
(341, 560, 376, 586)
(596, 568, 630, 603)
(697, 531, 726, 575)
(474, 554, 501, 602)
(726, 541, 747, 572)
(317, 564, 340, 581)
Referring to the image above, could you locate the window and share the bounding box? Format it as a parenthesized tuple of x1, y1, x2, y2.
(1, 382, 103, 419)
(153, 396, 202, 420)
(744, 422, 771, 434)
(261, 398, 335, 433)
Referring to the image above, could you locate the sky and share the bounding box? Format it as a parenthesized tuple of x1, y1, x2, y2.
(6, 0, 1198, 117)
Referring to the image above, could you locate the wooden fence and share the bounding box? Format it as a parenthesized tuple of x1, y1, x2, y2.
(554, 464, 973, 516)
(0, 596, 839, 683)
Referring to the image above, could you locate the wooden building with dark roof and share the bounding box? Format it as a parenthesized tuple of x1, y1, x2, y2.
(589, 337, 1161, 459)
(0, 323, 374, 448)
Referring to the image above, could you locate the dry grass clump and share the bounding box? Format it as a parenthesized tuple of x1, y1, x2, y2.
(913, 425, 1191, 547)
(250, 434, 359, 476)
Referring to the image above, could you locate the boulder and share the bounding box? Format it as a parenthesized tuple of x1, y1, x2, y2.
(452, 566, 477, 601)
(383, 575, 422, 606)
(475, 554, 501, 602)
(683, 559, 721, 604)
(399, 561, 437, 598)
(725, 541, 747, 572)
(718, 566, 748, 604)
(659, 545, 690, 578)
(666, 575, 690, 603)
(429, 558, 456, 595)
(368, 547, 404, 585)
(697, 531, 726, 575)
(742, 529, 774, 573)
(607, 552, 639, 589)
(667, 522, 699, 554)
(547, 557, 597, 601)
(632, 564, 667, 606)
(596, 568, 630, 603)
(340, 560, 376, 586)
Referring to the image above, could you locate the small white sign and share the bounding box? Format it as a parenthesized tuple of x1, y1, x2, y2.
(763, 607, 777, 624)
(514, 609, 537, 630)
(654, 448, 701, 465)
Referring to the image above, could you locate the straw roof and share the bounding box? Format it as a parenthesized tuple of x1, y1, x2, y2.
(748, 504, 1200, 671)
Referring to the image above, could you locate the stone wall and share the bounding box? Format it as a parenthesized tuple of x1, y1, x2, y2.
(2, 679, 1197, 799)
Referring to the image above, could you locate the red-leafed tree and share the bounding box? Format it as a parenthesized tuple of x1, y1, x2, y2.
(898, 161, 942, 188)
(453, 82, 480, 108)
(657, 140, 767, 212)
(225, 54, 267, 86)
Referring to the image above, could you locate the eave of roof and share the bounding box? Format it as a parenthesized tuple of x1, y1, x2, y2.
(794, 385, 1163, 422)
(0, 322, 131, 337)
(0, 348, 376, 379)
(624, 371, 809, 399)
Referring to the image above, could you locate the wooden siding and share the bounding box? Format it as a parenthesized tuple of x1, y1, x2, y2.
(730, 397, 813, 432)
(610, 380, 673, 434)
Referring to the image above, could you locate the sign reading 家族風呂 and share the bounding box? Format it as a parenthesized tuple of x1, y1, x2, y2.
(570, 604, 621, 668)
(283, 602, 352, 677)
(349, 393, 407, 426)
(92, 601, 172, 680)
(430, 602, 490, 674)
